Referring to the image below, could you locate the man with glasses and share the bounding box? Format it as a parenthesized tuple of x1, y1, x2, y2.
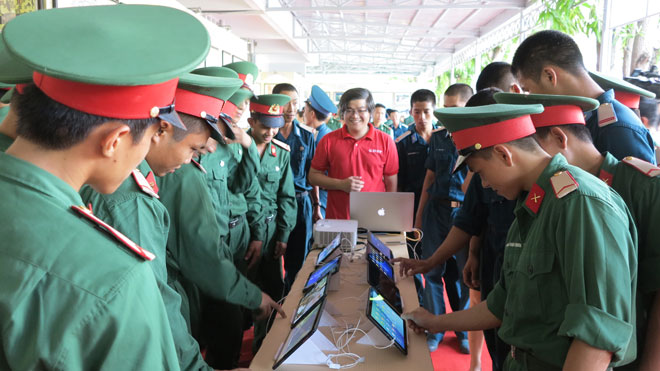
(309, 87, 399, 220)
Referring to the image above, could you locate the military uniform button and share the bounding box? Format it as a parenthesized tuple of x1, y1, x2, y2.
(528, 264, 533, 274)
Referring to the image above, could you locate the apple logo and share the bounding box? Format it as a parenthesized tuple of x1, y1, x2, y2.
(377, 208, 386, 216)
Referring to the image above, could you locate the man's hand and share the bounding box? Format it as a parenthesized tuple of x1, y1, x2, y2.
(274, 241, 287, 259)
(463, 251, 480, 289)
(401, 307, 439, 335)
(224, 124, 253, 148)
(256, 292, 286, 321)
(391, 257, 432, 277)
(312, 205, 323, 223)
(245, 240, 263, 270)
(205, 137, 218, 153)
(341, 176, 364, 193)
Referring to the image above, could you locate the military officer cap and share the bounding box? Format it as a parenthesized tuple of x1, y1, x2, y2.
(1, 4, 211, 130)
(175, 73, 243, 143)
(494, 92, 599, 128)
(223, 61, 259, 87)
(250, 94, 292, 128)
(307, 85, 337, 116)
(589, 71, 655, 109)
(434, 104, 544, 172)
(0, 39, 34, 104)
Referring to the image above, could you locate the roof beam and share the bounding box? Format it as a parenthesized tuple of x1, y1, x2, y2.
(267, 1, 527, 12)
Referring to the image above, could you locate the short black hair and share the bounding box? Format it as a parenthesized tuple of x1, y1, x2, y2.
(535, 123, 594, 144)
(511, 30, 586, 82)
(410, 89, 436, 107)
(640, 97, 659, 128)
(305, 101, 329, 121)
(338, 88, 375, 116)
(473, 135, 543, 159)
(15, 84, 157, 150)
(444, 84, 473, 102)
(465, 88, 501, 107)
(272, 83, 297, 94)
(476, 62, 516, 91)
(375, 103, 386, 110)
(172, 112, 210, 142)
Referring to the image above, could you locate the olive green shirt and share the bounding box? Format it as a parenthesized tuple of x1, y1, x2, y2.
(487, 154, 638, 368)
(255, 141, 297, 247)
(374, 122, 394, 138)
(0, 132, 13, 152)
(80, 161, 211, 371)
(0, 106, 9, 124)
(0, 152, 178, 370)
(157, 162, 262, 312)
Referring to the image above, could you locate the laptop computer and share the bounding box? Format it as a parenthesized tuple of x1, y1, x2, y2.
(349, 192, 414, 232)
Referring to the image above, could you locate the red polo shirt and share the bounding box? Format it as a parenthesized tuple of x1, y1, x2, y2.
(311, 123, 399, 219)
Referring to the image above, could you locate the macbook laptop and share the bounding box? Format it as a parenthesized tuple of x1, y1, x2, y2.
(349, 192, 414, 232)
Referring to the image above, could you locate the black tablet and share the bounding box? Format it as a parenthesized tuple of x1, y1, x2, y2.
(302, 255, 341, 293)
(366, 286, 408, 355)
(316, 233, 342, 266)
(273, 299, 326, 369)
(291, 275, 328, 327)
(368, 232, 393, 260)
(366, 245, 402, 313)
(366, 246, 395, 283)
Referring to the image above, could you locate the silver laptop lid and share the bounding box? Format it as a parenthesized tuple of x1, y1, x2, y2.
(349, 192, 414, 232)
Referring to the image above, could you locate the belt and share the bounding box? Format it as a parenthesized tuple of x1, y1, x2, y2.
(510, 346, 561, 371)
(435, 198, 462, 208)
(295, 191, 309, 199)
(228, 215, 243, 229)
(265, 213, 275, 224)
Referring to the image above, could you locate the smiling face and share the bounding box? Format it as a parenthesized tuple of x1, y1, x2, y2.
(248, 117, 279, 145)
(342, 98, 370, 134)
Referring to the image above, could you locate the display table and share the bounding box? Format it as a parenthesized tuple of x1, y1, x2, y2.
(250, 232, 433, 370)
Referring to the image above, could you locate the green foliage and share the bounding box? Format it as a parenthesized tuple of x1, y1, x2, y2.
(537, 0, 601, 40)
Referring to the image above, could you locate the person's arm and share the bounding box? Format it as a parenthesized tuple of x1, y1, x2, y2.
(274, 152, 298, 259)
(562, 339, 613, 371)
(463, 235, 482, 289)
(244, 177, 264, 270)
(308, 167, 364, 193)
(641, 292, 660, 371)
(414, 169, 435, 229)
(384, 174, 397, 192)
(402, 300, 501, 335)
(227, 138, 260, 194)
(461, 171, 473, 194)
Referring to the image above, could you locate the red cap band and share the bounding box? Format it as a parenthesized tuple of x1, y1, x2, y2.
(614, 90, 640, 109)
(250, 101, 283, 115)
(452, 115, 536, 151)
(221, 100, 239, 118)
(174, 88, 224, 119)
(33, 72, 178, 119)
(15, 84, 28, 94)
(237, 73, 247, 83)
(530, 105, 585, 128)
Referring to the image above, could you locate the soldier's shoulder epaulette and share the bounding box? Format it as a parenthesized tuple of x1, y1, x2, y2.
(549, 170, 579, 199)
(131, 169, 159, 198)
(395, 130, 411, 143)
(272, 138, 290, 152)
(191, 158, 207, 174)
(299, 123, 314, 134)
(71, 205, 155, 261)
(622, 156, 660, 177)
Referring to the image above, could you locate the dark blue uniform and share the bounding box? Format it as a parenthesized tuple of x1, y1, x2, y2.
(396, 124, 438, 213)
(391, 122, 409, 139)
(585, 89, 656, 164)
(421, 128, 468, 344)
(275, 119, 316, 291)
(314, 123, 332, 218)
(453, 173, 516, 371)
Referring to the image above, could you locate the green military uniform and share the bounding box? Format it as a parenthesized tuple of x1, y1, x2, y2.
(0, 132, 12, 152)
(374, 122, 394, 138)
(326, 116, 342, 131)
(438, 105, 638, 370)
(81, 162, 210, 371)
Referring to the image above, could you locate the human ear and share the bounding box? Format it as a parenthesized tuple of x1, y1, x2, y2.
(550, 126, 569, 150)
(100, 122, 131, 158)
(492, 144, 514, 167)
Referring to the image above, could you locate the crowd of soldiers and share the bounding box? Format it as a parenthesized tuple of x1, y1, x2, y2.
(0, 4, 659, 371)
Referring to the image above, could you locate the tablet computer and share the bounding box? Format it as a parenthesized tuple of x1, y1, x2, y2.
(315, 233, 341, 266)
(368, 232, 393, 260)
(291, 275, 328, 328)
(302, 255, 341, 293)
(366, 245, 402, 313)
(366, 286, 408, 355)
(273, 299, 326, 369)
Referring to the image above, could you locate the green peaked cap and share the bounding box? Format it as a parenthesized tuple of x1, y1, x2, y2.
(228, 88, 254, 106)
(2, 4, 210, 85)
(493, 92, 599, 112)
(434, 104, 544, 132)
(192, 66, 239, 79)
(250, 93, 292, 128)
(0, 38, 33, 85)
(589, 71, 655, 98)
(223, 61, 259, 83)
(176, 73, 243, 143)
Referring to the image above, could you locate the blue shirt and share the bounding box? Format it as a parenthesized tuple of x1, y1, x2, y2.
(275, 119, 316, 192)
(391, 123, 409, 139)
(424, 128, 466, 201)
(396, 124, 436, 211)
(314, 123, 332, 213)
(584, 89, 656, 164)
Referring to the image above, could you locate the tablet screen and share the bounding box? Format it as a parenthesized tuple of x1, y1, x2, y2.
(292, 275, 328, 327)
(367, 287, 407, 354)
(303, 255, 340, 292)
(368, 232, 393, 260)
(316, 233, 341, 265)
(273, 300, 324, 369)
(367, 250, 394, 281)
